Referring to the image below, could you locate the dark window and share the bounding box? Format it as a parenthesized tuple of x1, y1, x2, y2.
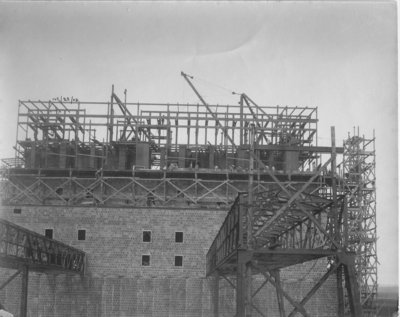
(175, 232, 183, 243)
(13, 208, 21, 214)
(142, 255, 150, 266)
(45, 229, 53, 239)
(78, 229, 86, 241)
(175, 256, 183, 267)
(143, 231, 151, 242)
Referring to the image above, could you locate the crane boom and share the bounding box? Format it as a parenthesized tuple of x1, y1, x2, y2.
(180, 71, 237, 149)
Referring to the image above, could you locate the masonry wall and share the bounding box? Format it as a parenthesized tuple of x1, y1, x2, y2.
(0, 205, 337, 317)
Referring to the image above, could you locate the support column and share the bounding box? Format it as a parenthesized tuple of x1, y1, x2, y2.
(20, 265, 29, 317)
(340, 254, 363, 317)
(213, 273, 219, 317)
(109, 85, 115, 143)
(344, 263, 363, 317)
(337, 264, 345, 317)
(331, 126, 339, 241)
(246, 263, 252, 317)
(243, 124, 255, 317)
(273, 270, 286, 317)
(237, 257, 246, 317)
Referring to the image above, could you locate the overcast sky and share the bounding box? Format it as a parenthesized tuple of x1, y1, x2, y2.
(0, 1, 397, 286)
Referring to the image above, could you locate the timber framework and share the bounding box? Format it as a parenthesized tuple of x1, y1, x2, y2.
(0, 72, 377, 316)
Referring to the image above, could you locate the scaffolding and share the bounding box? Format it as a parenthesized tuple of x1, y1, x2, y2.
(1, 86, 326, 208)
(205, 127, 369, 316)
(341, 130, 377, 315)
(0, 79, 377, 315)
(12, 93, 318, 171)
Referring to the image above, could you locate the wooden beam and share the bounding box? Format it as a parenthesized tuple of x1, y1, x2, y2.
(252, 263, 310, 317)
(252, 278, 269, 298)
(220, 272, 236, 289)
(0, 270, 22, 290)
(254, 144, 344, 154)
(288, 262, 338, 317)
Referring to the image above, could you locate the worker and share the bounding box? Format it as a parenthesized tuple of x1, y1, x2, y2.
(0, 303, 13, 317)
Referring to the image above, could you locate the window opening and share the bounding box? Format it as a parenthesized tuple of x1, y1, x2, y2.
(143, 231, 151, 242)
(45, 229, 53, 239)
(175, 232, 183, 243)
(175, 255, 183, 267)
(13, 208, 21, 214)
(142, 255, 150, 266)
(78, 229, 86, 241)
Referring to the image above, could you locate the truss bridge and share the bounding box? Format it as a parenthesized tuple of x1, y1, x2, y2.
(0, 219, 85, 317)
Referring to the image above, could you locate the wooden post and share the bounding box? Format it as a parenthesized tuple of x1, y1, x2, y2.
(240, 95, 244, 146)
(245, 124, 255, 317)
(331, 126, 339, 243)
(248, 124, 255, 249)
(109, 85, 115, 143)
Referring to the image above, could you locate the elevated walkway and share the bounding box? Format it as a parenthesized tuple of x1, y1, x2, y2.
(206, 188, 363, 316)
(0, 219, 85, 274)
(0, 219, 85, 317)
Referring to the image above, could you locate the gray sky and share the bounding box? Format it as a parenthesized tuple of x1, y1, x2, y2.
(0, 1, 397, 286)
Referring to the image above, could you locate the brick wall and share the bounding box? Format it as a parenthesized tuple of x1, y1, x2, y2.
(0, 205, 337, 316)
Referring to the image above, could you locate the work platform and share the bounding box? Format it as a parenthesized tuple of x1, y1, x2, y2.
(1, 167, 337, 208)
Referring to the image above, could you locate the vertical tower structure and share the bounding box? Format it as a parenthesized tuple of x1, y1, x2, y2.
(341, 131, 377, 315)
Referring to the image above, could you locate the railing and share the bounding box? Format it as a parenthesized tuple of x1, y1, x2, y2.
(206, 195, 245, 275)
(206, 186, 340, 276)
(1, 158, 24, 169)
(0, 219, 85, 273)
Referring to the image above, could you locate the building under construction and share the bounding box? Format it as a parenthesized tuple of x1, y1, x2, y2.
(0, 73, 377, 316)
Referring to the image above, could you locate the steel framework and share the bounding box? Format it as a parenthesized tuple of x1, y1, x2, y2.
(1, 84, 327, 209)
(0, 219, 85, 317)
(206, 129, 365, 316)
(340, 131, 377, 315)
(0, 218, 85, 273)
(0, 78, 377, 315)
(10, 86, 319, 169)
